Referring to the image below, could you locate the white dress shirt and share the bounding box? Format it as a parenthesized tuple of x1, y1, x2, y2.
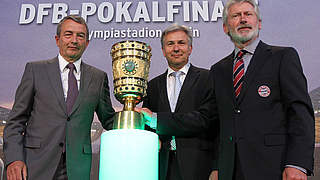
(58, 54, 81, 100)
(167, 63, 190, 112)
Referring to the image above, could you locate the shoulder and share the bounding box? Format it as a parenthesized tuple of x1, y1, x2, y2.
(259, 41, 298, 57)
(149, 71, 166, 83)
(210, 53, 233, 71)
(190, 65, 209, 74)
(23, 58, 58, 72)
(82, 62, 107, 77)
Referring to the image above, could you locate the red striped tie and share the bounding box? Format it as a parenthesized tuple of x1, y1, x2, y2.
(233, 50, 246, 98)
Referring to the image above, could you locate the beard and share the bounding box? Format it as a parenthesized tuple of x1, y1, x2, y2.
(228, 24, 259, 45)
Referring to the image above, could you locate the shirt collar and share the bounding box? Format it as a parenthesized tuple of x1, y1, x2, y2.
(234, 38, 260, 58)
(58, 53, 82, 73)
(167, 63, 190, 77)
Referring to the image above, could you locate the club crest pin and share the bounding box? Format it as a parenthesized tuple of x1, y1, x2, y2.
(258, 85, 271, 97)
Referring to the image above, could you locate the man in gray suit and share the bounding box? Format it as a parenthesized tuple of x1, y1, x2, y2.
(3, 15, 115, 180)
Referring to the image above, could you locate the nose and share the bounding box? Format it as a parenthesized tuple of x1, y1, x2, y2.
(71, 34, 78, 44)
(173, 44, 179, 52)
(240, 14, 247, 24)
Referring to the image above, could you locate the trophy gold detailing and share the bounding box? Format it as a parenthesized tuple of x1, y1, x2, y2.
(110, 40, 152, 130)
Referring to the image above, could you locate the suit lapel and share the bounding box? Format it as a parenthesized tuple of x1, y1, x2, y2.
(158, 72, 171, 112)
(237, 41, 271, 103)
(175, 65, 199, 112)
(45, 57, 67, 115)
(70, 62, 93, 115)
(222, 54, 237, 105)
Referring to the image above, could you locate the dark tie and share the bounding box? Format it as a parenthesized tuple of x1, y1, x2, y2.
(66, 63, 79, 114)
(233, 50, 246, 98)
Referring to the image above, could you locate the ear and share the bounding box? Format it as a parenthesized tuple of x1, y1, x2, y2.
(161, 48, 166, 57)
(223, 23, 229, 35)
(86, 40, 90, 48)
(188, 45, 193, 56)
(55, 35, 60, 47)
(258, 20, 262, 30)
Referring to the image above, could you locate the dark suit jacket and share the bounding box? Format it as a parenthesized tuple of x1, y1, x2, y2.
(156, 41, 314, 180)
(143, 64, 218, 180)
(210, 41, 315, 180)
(4, 57, 115, 180)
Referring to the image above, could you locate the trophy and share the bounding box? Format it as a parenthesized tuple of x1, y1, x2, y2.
(99, 41, 157, 180)
(110, 40, 152, 130)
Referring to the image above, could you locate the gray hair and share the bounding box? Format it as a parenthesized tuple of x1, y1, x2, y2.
(56, 15, 89, 41)
(222, 0, 261, 25)
(161, 24, 193, 48)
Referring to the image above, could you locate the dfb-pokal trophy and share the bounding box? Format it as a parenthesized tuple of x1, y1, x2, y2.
(99, 41, 158, 180)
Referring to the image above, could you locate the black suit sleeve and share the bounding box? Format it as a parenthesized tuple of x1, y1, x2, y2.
(4, 63, 34, 166)
(279, 48, 315, 174)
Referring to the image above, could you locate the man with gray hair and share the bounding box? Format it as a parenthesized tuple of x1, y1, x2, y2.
(142, 24, 218, 180)
(4, 15, 115, 180)
(138, 0, 314, 180)
(209, 0, 315, 179)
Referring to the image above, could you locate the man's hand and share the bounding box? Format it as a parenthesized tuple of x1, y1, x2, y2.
(135, 107, 157, 128)
(282, 167, 307, 180)
(135, 107, 153, 116)
(7, 160, 27, 180)
(209, 170, 218, 180)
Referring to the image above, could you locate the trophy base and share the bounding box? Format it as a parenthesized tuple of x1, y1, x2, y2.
(99, 129, 158, 180)
(113, 111, 145, 129)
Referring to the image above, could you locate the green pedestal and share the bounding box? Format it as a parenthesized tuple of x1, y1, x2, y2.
(99, 129, 158, 180)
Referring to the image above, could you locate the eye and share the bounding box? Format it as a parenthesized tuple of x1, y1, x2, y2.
(231, 14, 239, 18)
(64, 33, 72, 37)
(167, 41, 174, 46)
(178, 40, 186, 45)
(77, 34, 85, 40)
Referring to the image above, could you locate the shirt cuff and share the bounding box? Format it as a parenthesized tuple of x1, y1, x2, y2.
(285, 165, 307, 174)
(150, 112, 157, 129)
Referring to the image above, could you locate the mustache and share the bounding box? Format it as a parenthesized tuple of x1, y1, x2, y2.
(236, 24, 252, 31)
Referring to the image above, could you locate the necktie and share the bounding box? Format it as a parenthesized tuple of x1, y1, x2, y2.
(170, 71, 183, 150)
(233, 50, 246, 98)
(170, 71, 183, 112)
(66, 63, 79, 114)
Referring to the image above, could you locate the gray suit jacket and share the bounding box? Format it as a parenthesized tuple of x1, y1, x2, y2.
(4, 57, 115, 180)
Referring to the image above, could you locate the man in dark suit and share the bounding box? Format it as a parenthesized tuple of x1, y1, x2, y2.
(139, 0, 315, 180)
(3, 15, 115, 180)
(143, 24, 218, 180)
(209, 0, 314, 179)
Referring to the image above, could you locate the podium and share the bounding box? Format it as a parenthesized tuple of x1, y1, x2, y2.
(99, 129, 158, 180)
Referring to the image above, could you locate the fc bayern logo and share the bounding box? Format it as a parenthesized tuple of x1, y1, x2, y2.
(258, 85, 271, 97)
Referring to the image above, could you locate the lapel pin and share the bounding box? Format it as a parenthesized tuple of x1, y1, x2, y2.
(258, 85, 271, 97)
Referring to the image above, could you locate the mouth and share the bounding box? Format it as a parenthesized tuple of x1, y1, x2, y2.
(172, 54, 181, 58)
(68, 46, 79, 50)
(237, 25, 252, 32)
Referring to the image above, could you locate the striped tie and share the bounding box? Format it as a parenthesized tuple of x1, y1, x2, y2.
(233, 50, 246, 98)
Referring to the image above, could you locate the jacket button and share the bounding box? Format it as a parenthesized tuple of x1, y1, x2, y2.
(59, 142, 64, 147)
(67, 117, 70, 121)
(229, 136, 233, 141)
(235, 109, 241, 113)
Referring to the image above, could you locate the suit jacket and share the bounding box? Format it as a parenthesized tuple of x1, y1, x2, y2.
(210, 41, 315, 180)
(143, 64, 218, 180)
(4, 57, 115, 180)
